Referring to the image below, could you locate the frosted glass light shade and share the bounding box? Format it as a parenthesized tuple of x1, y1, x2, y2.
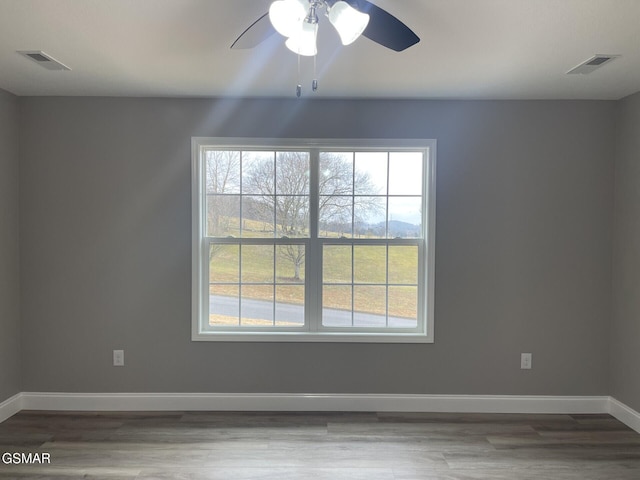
(269, 0, 308, 38)
(328, 1, 370, 45)
(285, 21, 318, 56)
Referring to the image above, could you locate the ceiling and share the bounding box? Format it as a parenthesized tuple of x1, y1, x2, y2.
(1, 0, 639, 99)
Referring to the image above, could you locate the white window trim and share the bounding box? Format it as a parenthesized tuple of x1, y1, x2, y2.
(191, 138, 436, 343)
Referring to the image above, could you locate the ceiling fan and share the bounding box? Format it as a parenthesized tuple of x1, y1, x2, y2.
(231, 0, 420, 95)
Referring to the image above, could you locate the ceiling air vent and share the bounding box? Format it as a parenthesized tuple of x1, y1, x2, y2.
(567, 55, 619, 75)
(17, 50, 71, 71)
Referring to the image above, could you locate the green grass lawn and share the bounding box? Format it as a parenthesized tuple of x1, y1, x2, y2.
(209, 216, 419, 322)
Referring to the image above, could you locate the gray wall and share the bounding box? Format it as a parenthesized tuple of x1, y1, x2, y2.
(0, 89, 20, 402)
(19, 97, 614, 395)
(611, 91, 640, 411)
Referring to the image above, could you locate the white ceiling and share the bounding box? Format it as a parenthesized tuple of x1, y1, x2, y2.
(1, 0, 639, 99)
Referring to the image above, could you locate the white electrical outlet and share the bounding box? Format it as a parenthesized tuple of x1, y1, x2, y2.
(113, 350, 124, 366)
(521, 353, 532, 370)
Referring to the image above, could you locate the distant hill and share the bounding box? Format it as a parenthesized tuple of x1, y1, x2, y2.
(312, 219, 422, 238)
(352, 220, 421, 238)
(384, 220, 421, 238)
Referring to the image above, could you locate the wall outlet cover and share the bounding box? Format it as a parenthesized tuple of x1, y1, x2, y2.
(113, 350, 125, 367)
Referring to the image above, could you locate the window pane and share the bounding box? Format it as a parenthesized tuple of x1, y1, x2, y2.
(354, 245, 386, 284)
(323, 245, 351, 284)
(388, 197, 422, 238)
(241, 285, 274, 327)
(241, 245, 274, 283)
(388, 246, 419, 285)
(354, 196, 385, 238)
(388, 286, 418, 328)
(275, 285, 304, 327)
(242, 151, 274, 195)
(276, 245, 305, 282)
(319, 195, 352, 238)
(355, 152, 387, 195)
(209, 244, 239, 283)
(354, 286, 387, 327)
(207, 195, 240, 237)
(389, 152, 423, 195)
(209, 284, 239, 326)
(275, 196, 309, 237)
(276, 151, 310, 195)
(206, 150, 240, 194)
(242, 195, 275, 237)
(322, 285, 352, 327)
(319, 152, 353, 196)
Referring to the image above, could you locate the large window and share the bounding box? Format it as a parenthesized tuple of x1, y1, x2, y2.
(192, 138, 436, 342)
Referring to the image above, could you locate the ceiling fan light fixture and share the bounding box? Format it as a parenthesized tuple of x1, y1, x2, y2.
(285, 20, 318, 56)
(328, 1, 370, 45)
(269, 0, 308, 38)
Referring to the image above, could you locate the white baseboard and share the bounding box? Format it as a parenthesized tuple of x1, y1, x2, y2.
(0, 393, 22, 423)
(19, 392, 608, 415)
(4, 392, 638, 434)
(608, 397, 640, 434)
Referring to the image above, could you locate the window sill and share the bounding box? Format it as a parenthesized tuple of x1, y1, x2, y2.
(192, 331, 433, 343)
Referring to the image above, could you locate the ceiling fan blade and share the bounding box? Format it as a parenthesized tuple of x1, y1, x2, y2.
(346, 0, 420, 51)
(231, 12, 277, 49)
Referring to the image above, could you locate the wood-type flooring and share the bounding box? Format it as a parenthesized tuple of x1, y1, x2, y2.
(1, 411, 640, 479)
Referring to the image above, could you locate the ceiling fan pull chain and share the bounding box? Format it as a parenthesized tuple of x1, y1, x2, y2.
(296, 52, 302, 97)
(312, 53, 318, 92)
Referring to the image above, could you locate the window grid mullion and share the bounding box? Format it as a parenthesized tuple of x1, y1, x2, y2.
(351, 244, 355, 327)
(385, 152, 390, 326)
(350, 152, 355, 327)
(201, 151, 209, 332)
(385, 244, 389, 328)
(272, 244, 276, 327)
(307, 148, 320, 332)
(351, 152, 355, 238)
(238, 243, 243, 327)
(203, 239, 210, 332)
(272, 151, 277, 235)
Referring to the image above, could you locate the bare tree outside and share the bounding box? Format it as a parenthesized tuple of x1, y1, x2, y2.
(206, 150, 240, 259)
(206, 149, 384, 280)
(242, 151, 382, 280)
(243, 152, 309, 280)
(318, 153, 382, 236)
(242, 152, 309, 236)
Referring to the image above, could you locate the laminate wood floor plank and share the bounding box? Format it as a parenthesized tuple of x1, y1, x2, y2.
(532, 421, 633, 432)
(179, 412, 378, 425)
(393, 466, 640, 480)
(535, 429, 640, 442)
(135, 467, 397, 480)
(327, 421, 537, 437)
(377, 413, 577, 424)
(0, 432, 53, 447)
(266, 438, 495, 455)
(1, 411, 639, 479)
(0, 465, 141, 479)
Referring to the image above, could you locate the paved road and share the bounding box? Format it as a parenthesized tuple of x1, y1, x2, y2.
(210, 295, 417, 328)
